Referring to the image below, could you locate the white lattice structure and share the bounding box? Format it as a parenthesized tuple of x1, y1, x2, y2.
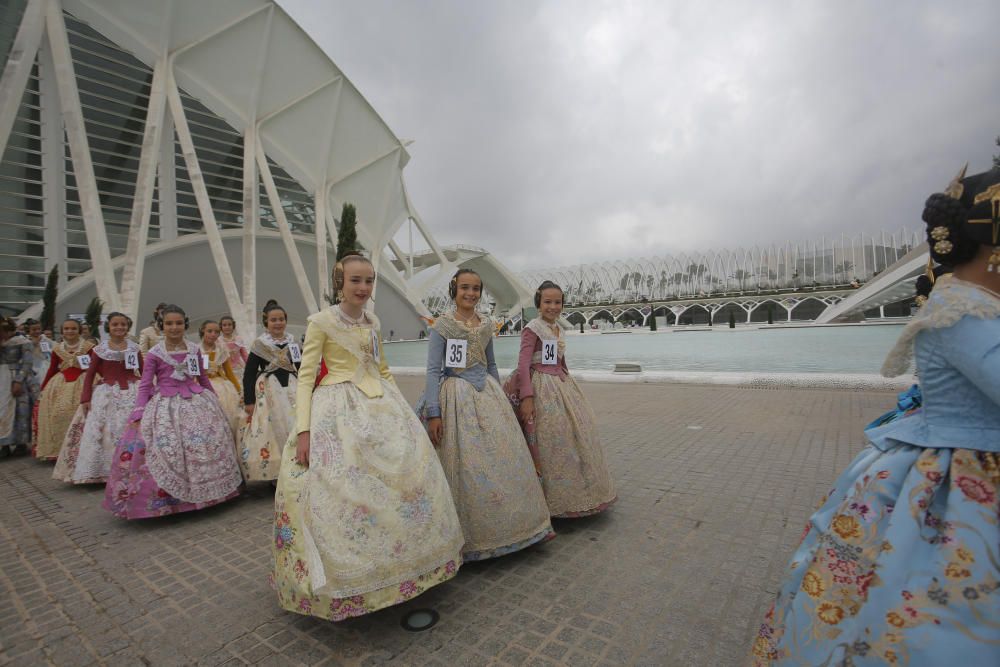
(517, 228, 921, 306)
(0, 0, 528, 338)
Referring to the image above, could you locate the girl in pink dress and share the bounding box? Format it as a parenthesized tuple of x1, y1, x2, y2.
(507, 281, 616, 517)
(103, 305, 242, 519)
(220, 315, 249, 377)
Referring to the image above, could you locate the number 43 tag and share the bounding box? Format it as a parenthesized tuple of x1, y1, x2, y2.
(77, 354, 91, 370)
(541, 340, 558, 365)
(445, 338, 467, 369)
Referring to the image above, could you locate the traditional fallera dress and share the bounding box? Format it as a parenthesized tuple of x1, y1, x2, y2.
(222, 333, 249, 377)
(419, 312, 554, 561)
(752, 276, 1000, 666)
(52, 340, 142, 484)
(201, 342, 243, 439)
(272, 306, 463, 621)
(25, 335, 51, 400)
(103, 341, 242, 519)
(240, 333, 299, 481)
(506, 318, 616, 517)
(0, 334, 33, 454)
(34, 339, 95, 460)
(138, 324, 163, 354)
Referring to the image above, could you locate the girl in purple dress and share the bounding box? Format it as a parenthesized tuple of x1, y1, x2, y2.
(104, 305, 242, 519)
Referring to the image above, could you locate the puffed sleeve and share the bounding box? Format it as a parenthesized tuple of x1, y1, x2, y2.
(940, 317, 1000, 407)
(420, 329, 446, 419)
(294, 320, 325, 434)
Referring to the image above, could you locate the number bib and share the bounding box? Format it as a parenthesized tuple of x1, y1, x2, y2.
(40, 340, 52, 353)
(201, 354, 210, 369)
(288, 342, 302, 363)
(77, 354, 91, 370)
(185, 354, 201, 376)
(541, 340, 558, 365)
(445, 339, 468, 369)
(124, 350, 140, 370)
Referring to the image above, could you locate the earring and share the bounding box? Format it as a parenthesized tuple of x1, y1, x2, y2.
(337, 290, 345, 302)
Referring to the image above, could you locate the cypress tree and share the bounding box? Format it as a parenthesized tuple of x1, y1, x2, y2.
(649, 314, 657, 331)
(728, 311, 736, 328)
(40, 266, 59, 332)
(85, 297, 103, 340)
(336, 203, 359, 261)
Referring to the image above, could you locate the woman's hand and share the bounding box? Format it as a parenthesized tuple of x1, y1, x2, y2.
(244, 404, 255, 422)
(519, 396, 534, 422)
(80, 401, 90, 415)
(10, 381, 22, 397)
(295, 431, 310, 466)
(427, 417, 443, 447)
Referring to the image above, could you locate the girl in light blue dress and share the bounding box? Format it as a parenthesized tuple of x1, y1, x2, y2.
(753, 166, 1000, 666)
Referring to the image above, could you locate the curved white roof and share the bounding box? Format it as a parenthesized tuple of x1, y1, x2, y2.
(65, 0, 412, 249)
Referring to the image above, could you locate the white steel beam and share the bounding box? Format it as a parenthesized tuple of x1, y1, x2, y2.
(256, 142, 318, 314)
(118, 56, 168, 321)
(37, 33, 65, 287)
(0, 0, 45, 161)
(45, 0, 119, 310)
(166, 70, 247, 331)
(157, 111, 176, 240)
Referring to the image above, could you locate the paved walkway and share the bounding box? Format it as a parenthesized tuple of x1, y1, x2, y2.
(0, 378, 897, 666)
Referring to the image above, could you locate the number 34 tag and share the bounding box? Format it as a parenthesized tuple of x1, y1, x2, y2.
(541, 340, 558, 365)
(445, 339, 467, 369)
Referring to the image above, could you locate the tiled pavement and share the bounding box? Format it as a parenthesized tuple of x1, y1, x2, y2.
(0, 378, 897, 666)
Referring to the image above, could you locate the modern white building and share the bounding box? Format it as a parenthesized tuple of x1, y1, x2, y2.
(0, 0, 532, 338)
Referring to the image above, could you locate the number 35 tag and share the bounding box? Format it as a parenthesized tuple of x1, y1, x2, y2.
(185, 354, 201, 376)
(541, 340, 558, 365)
(77, 354, 91, 370)
(445, 338, 467, 369)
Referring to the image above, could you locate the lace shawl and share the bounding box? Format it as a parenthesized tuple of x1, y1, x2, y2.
(200, 340, 230, 367)
(881, 276, 1000, 377)
(306, 307, 383, 386)
(431, 312, 494, 374)
(250, 333, 297, 374)
(54, 340, 94, 370)
(147, 341, 200, 380)
(526, 317, 566, 362)
(94, 339, 142, 378)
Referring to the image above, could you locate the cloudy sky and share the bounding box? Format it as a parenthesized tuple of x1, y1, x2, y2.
(282, 0, 1000, 272)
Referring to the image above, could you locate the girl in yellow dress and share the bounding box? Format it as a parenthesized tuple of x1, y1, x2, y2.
(35, 319, 94, 460)
(273, 254, 463, 621)
(199, 320, 243, 440)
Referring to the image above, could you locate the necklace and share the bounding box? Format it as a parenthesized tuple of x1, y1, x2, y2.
(337, 306, 367, 327)
(63, 340, 82, 354)
(107, 339, 128, 351)
(455, 310, 480, 328)
(164, 340, 188, 353)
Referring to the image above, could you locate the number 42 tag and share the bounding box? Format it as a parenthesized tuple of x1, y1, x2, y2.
(541, 340, 558, 365)
(445, 339, 467, 369)
(124, 350, 140, 370)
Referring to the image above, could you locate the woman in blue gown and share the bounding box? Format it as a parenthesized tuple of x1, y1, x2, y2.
(752, 165, 1000, 666)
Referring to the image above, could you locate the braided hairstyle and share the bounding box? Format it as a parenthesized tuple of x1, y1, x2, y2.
(332, 253, 373, 303)
(922, 193, 979, 266)
(261, 300, 287, 327)
(448, 269, 482, 300)
(199, 319, 219, 339)
(160, 304, 190, 330)
(103, 311, 133, 334)
(534, 280, 564, 308)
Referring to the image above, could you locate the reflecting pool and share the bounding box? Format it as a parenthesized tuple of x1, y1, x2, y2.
(384, 324, 909, 374)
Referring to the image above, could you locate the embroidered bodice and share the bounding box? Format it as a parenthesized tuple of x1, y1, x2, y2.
(420, 312, 500, 419)
(80, 340, 142, 403)
(129, 341, 214, 422)
(41, 340, 95, 389)
(515, 318, 570, 399)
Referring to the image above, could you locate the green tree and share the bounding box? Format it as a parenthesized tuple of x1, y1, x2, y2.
(40, 266, 59, 332)
(728, 310, 736, 328)
(336, 203, 360, 261)
(994, 135, 1000, 169)
(649, 312, 657, 331)
(85, 297, 103, 340)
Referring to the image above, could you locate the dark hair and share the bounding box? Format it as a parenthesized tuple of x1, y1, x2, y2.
(534, 280, 564, 308)
(199, 319, 219, 338)
(103, 311, 133, 334)
(24, 318, 39, 328)
(61, 318, 81, 333)
(219, 315, 236, 329)
(333, 253, 373, 293)
(261, 299, 287, 326)
(0, 317, 15, 334)
(922, 193, 979, 266)
(448, 268, 482, 299)
(159, 304, 190, 330)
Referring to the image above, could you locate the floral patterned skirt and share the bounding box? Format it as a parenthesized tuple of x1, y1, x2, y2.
(524, 372, 616, 518)
(436, 376, 554, 560)
(34, 374, 84, 460)
(272, 380, 463, 621)
(53, 382, 137, 484)
(208, 376, 244, 449)
(103, 392, 242, 520)
(752, 442, 1000, 665)
(240, 374, 296, 481)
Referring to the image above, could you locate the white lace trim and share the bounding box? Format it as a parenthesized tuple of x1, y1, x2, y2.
(93, 339, 139, 361)
(526, 317, 565, 360)
(147, 341, 200, 380)
(881, 276, 1000, 377)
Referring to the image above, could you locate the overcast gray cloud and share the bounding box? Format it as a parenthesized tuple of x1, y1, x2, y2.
(282, 0, 1000, 272)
